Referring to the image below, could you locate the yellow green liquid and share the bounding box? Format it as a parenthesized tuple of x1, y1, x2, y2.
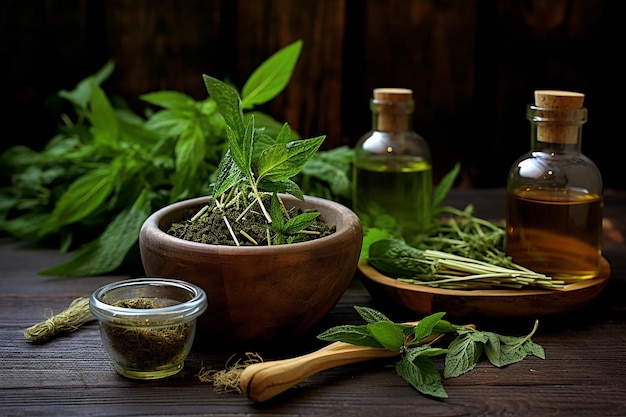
(354, 156, 432, 238)
(506, 186, 603, 280)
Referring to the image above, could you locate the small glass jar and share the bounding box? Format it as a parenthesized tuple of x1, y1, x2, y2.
(90, 278, 208, 380)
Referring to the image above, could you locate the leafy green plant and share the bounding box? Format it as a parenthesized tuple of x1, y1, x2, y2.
(318, 306, 545, 399)
(0, 39, 351, 276)
(194, 74, 326, 245)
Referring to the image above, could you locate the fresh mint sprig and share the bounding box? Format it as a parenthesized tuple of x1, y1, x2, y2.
(199, 69, 326, 243)
(317, 306, 545, 399)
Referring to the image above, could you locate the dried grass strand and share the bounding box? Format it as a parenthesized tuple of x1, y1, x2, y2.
(23, 297, 94, 342)
(197, 352, 263, 394)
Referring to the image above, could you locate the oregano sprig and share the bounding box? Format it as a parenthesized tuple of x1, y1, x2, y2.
(317, 306, 545, 399)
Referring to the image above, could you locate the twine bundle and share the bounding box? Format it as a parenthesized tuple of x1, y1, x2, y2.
(23, 297, 94, 342)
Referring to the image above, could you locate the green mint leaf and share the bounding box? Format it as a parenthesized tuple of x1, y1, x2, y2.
(317, 324, 384, 348)
(269, 193, 285, 229)
(39, 163, 118, 235)
(299, 146, 353, 197)
(241, 39, 303, 109)
(282, 211, 320, 234)
(367, 321, 405, 351)
(211, 151, 245, 200)
(58, 60, 114, 109)
(368, 238, 432, 277)
(275, 122, 293, 144)
(432, 162, 460, 210)
(396, 355, 448, 399)
(354, 305, 392, 323)
(203, 75, 245, 139)
(256, 135, 326, 183)
(170, 120, 205, 202)
(443, 331, 488, 378)
(144, 109, 195, 137)
(432, 319, 459, 334)
(405, 345, 449, 362)
(483, 321, 546, 367)
(224, 115, 255, 177)
(360, 227, 394, 259)
(89, 81, 119, 147)
(39, 188, 151, 277)
(257, 178, 304, 200)
(245, 111, 299, 142)
(140, 90, 196, 109)
(412, 312, 446, 342)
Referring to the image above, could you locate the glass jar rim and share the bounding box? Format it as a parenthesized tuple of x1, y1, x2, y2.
(89, 277, 207, 324)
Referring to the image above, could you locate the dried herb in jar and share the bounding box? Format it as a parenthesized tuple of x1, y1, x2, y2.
(103, 298, 191, 368)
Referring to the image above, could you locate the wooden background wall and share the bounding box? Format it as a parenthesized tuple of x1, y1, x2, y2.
(2, 0, 622, 189)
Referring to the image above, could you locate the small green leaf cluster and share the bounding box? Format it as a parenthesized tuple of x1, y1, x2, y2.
(318, 306, 545, 399)
(0, 40, 352, 276)
(198, 71, 326, 242)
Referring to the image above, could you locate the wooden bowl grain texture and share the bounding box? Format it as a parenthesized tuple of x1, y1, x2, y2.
(358, 257, 610, 319)
(139, 195, 363, 343)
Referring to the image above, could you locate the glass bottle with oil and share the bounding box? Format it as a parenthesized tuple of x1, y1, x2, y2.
(353, 88, 432, 242)
(506, 90, 603, 281)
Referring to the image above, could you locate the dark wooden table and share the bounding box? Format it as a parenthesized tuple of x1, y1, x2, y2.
(2, 188, 625, 417)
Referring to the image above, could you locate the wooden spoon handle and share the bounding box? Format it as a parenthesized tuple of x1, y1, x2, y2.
(239, 341, 400, 403)
(239, 330, 445, 403)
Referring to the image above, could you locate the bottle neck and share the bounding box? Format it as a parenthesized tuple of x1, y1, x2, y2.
(371, 99, 413, 132)
(527, 105, 587, 153)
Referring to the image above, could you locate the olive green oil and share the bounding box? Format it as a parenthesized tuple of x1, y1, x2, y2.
(354, 155, 432, 237)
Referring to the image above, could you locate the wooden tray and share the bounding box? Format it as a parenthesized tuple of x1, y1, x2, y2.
(357, 257, 611, 319)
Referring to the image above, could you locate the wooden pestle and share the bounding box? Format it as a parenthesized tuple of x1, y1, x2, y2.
(239, 327, 445, 403)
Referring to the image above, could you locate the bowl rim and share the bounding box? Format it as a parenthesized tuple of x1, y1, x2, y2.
(89, 277, 208, 324)
(140, 194, 362, 254)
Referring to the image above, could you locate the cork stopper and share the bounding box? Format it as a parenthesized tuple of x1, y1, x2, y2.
(373, 88, 413, 131)
(534, 90, 585, 144)
(373, 88, 413, 103)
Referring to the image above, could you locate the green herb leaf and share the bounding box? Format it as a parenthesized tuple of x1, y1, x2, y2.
(317, 324, 383, 348)
(443, 331, 487, 378)
(211, 151, 245, 200)
(354, 305, 392, 324)
(203, 75, 245, 140)
(39, 188, 151, 277)
(241, 39, 303, 109)
(282, 211, 320, 234)
(140, 90, 196, 109)
(368, 239, 432, 277)
(39, 163, 117, 235)
(432, 162, 460, 210)
(257, 135, 326, 183)
(412, 312, 446, 342)
(396, 355, 448, 398)
(483, 320, 546, 367)
(367, 321, 406, 351)
(58, 60, 114, 109)
(89, 81, 119, 147)
(170, 120, 206, 201)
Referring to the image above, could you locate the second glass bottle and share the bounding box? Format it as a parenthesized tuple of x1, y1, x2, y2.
(353, 88, 432, 243)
